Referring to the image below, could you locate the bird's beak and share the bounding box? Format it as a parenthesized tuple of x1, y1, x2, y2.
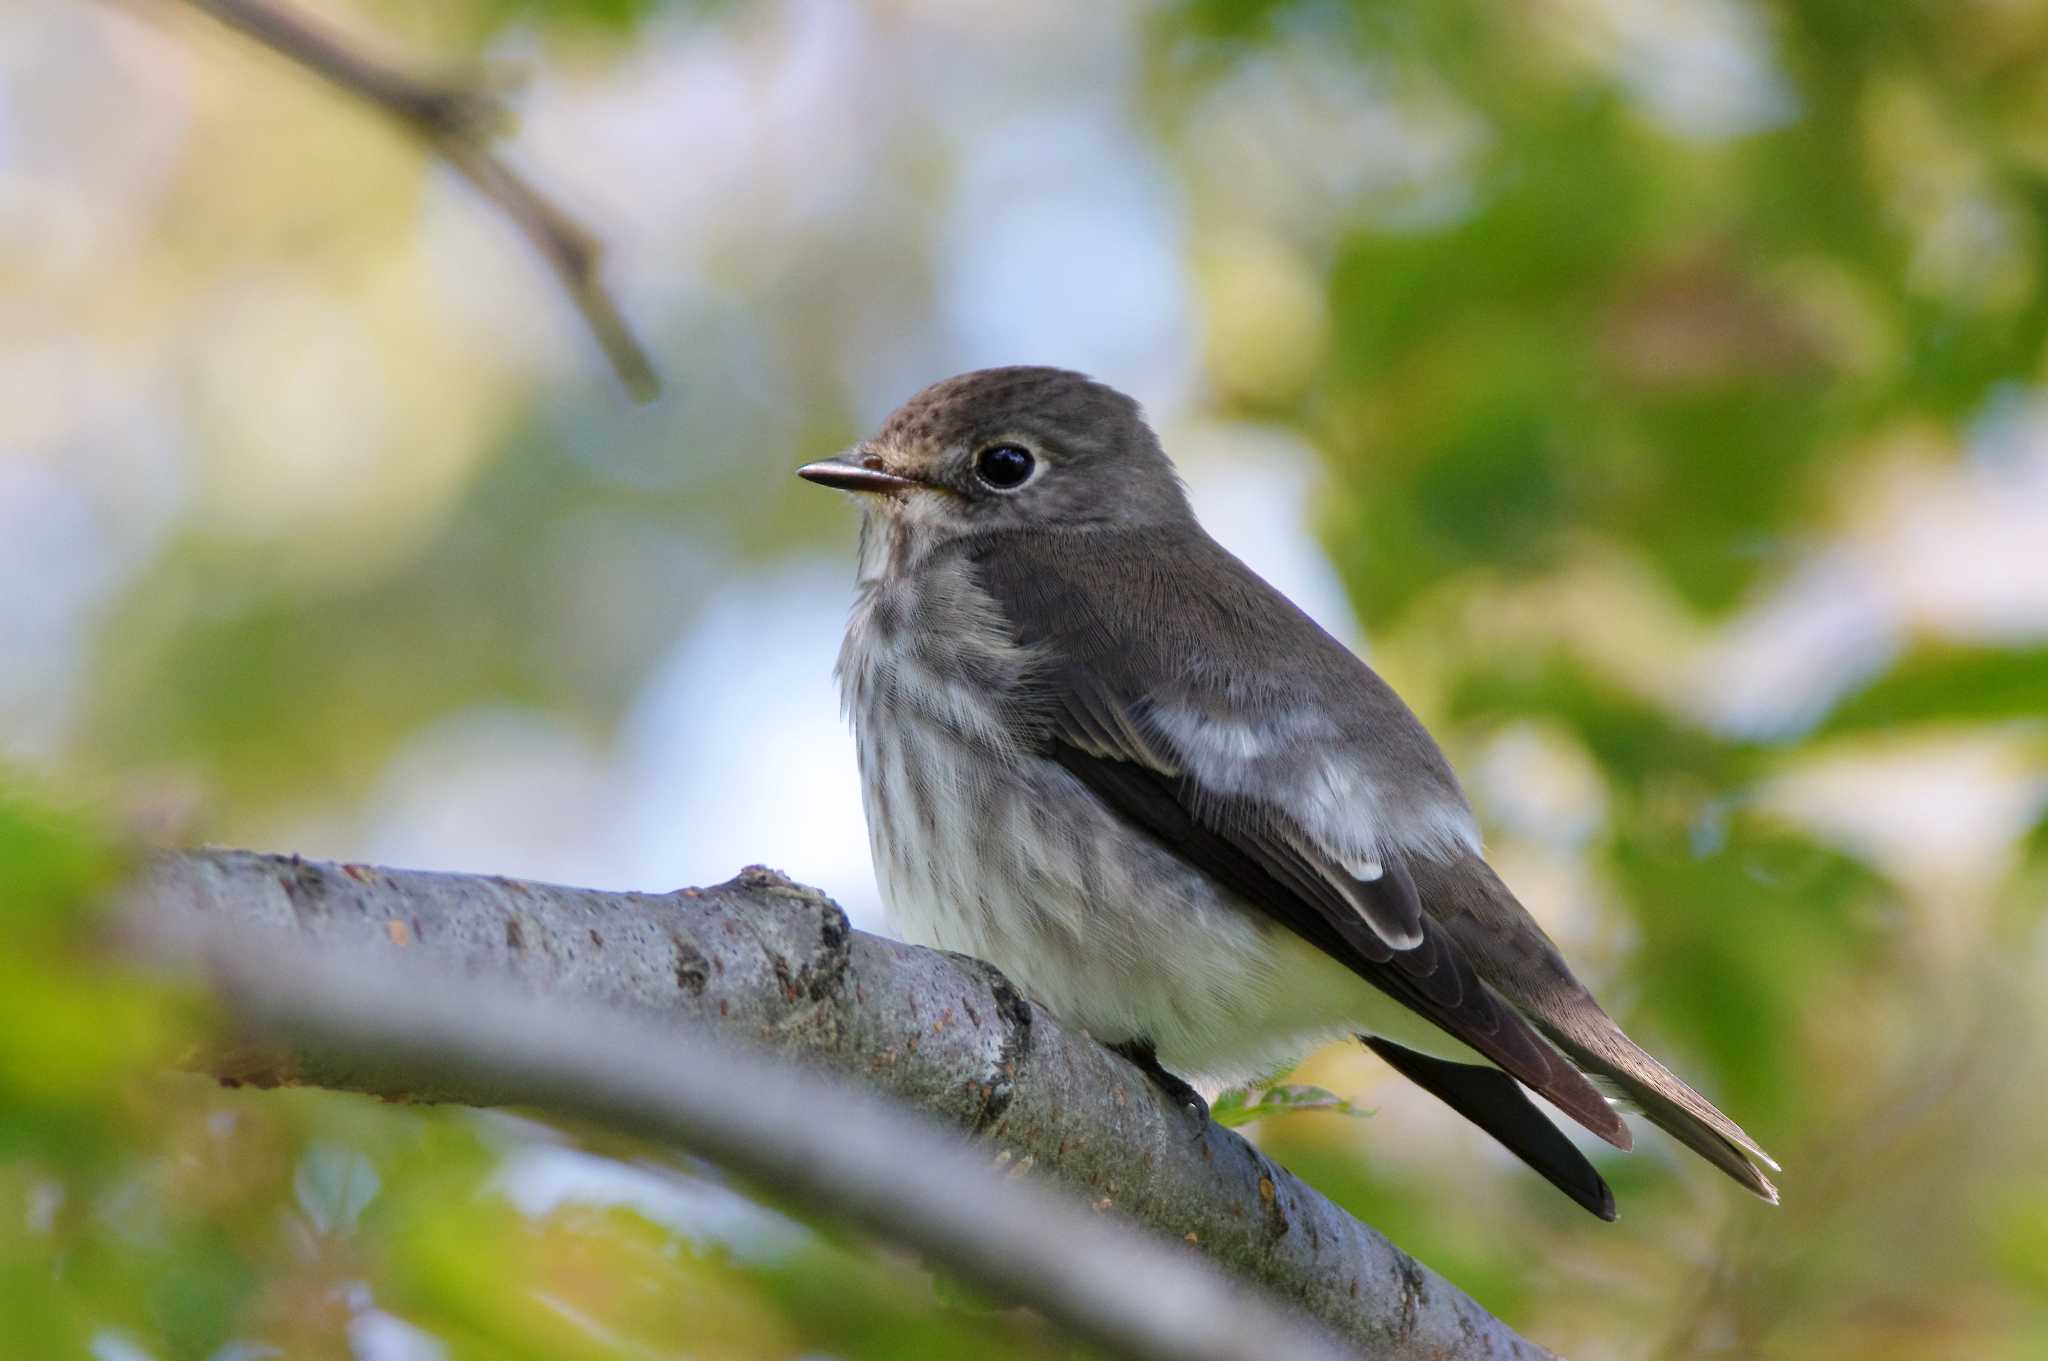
(796, 450, 922, 495)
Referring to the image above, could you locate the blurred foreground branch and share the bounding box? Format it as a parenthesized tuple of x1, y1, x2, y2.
(177, 0, 659, 398)
(126, 850, 1556, 1361)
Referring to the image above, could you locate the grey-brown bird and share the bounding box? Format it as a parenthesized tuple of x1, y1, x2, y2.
(798, 366, 1778, 1219)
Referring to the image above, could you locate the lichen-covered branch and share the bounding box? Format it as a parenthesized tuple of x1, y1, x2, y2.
(127, 849, 1557, 1361)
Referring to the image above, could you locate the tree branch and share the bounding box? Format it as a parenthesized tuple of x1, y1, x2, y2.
(162, 917, 1352, 1361)
(177, 0, 660, 400)
(125, 849, 1557, 1361)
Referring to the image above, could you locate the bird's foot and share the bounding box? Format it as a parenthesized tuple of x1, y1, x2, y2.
(1107, 1038, 1210, 1134)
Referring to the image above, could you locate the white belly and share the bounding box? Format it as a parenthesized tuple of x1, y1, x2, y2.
(858, 701, 1442, 1082)
(838, 561, 1472, 1085)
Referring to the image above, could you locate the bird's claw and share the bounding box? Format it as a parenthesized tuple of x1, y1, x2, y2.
(1107, 1038, 1211, 1138)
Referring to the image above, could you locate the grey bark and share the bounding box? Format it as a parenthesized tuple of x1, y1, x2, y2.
(128, 848, 1557, 1361)
(167, 910, 1352, 1361)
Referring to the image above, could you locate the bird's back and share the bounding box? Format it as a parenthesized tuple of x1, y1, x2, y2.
(957, 523, 1778, 1201)
(959, 524, 1486, 866)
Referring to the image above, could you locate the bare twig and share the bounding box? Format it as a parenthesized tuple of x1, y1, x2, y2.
(123, 849, 1560, 1361)
(178, 0, 659, 399)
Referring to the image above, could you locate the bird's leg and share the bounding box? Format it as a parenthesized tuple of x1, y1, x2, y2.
(1107, 1037, 1210, 1128)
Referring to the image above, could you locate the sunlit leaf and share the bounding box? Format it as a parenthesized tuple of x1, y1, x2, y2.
(1211, 1084, 1372, 1129)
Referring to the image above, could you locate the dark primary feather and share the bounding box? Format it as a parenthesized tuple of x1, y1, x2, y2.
(960, 526, 1633, 1152)
(1363, 1037, 1617, 1220)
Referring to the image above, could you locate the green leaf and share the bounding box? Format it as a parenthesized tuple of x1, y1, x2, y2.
(1445, 654, 1759, 792)
(1210, 1084, 1371, 1129)
(1818, 644, 2048, 735)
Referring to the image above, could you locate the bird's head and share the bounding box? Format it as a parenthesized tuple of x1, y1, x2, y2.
(797, 368, 1192, 562)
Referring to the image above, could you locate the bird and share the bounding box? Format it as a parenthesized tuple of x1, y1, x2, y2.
(797, 365, 1778, 1220)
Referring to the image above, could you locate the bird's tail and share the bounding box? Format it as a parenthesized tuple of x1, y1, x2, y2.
(1539, 1020, 1781, 1204)
(1410, 852, 1780, 1203)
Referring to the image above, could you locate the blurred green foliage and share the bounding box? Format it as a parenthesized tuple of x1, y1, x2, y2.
(1162, 3, 2048, 1357)
(7, 0, 2048, 1358)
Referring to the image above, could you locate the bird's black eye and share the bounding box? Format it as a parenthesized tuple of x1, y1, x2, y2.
(974, 444, 1035, 490)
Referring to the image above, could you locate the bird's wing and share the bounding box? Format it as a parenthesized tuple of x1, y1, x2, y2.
(962, 528, 1630, 1149)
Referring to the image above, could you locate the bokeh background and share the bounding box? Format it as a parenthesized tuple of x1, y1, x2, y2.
(6, 0, 2048, 1357)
